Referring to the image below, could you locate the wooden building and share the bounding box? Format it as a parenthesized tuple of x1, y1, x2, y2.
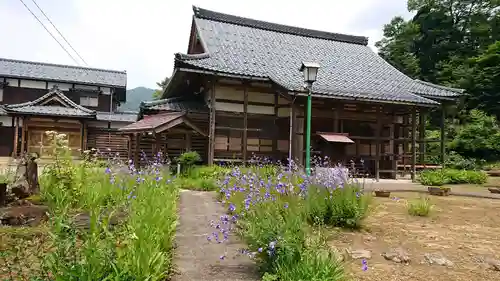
(121, 6, 464, 179)
(0, 58, 137, 161)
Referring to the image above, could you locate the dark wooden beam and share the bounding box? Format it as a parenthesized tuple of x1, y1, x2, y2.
(185, 131, 192, 152)
(419, 109, 426, 164)
(208, 80, 216, 165)
(242, 83, 248, 162)
(411, 107, 417, 181)
(273, 92, 279, 161)
(375, 105, 382, 181)
(12, 117, 19, 157)
(440, 104, 446, 166)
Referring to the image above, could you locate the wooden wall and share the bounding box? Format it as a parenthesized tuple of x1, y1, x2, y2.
(87, 128, 130, 160)
(208, 80, 291, 163)
(1, 78, 121, 112)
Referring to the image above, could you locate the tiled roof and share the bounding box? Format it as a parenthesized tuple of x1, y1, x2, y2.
(119, 111, 207, 136)
(411, 80, 464, 98)
(174, 6, 464, 105)
(193, 7, 369, 45)
(3, 85, 96, 117)
(119, 112, 184, 132)
(0, 57, 126, 87)
(96, 111, 138, 122)
(142, 96, 208, 112)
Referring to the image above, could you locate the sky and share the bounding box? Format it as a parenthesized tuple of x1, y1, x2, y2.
(0, 0, 412, 89)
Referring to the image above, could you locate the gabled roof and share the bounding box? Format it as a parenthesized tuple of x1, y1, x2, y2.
(118, 111, 207, 136)
(0, 57, 127, 88)
(3, 85, 96, 117)
(173, 6, 464, 106)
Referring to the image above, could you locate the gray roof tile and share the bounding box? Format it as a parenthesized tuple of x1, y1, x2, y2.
(0, 57, 126, 87)
(175, 7, 463, 105)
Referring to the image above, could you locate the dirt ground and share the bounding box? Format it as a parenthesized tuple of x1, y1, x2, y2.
(331, 192, 500, 281)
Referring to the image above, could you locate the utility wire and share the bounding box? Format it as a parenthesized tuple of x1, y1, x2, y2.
(29, 0, 88, 65)
(18, 0, 80, 65)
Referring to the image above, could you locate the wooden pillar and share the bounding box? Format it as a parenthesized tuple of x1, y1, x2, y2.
(411, 107, 417, 181)
(375, 106, 382, 181)
(333, 104, 339, 133)
(12, 117, 19, 157)
(290, 102, 297, 161)
(440, 104, 446, 166)
(185, 131, 192, 151)
(403, 115, 409, 175)
(273, 92, 279, 161)
(133, 133, 140, 169)
(243, 83, 248, 162)
(295, 105, 304, 166)
(153, 132, 159, 156)
(127, 134, 132, 161)
(208, 81, 216, 165)
(390, 113, 397, 179)
(419, 110, 426, 166)
(20, 117, 26, 155)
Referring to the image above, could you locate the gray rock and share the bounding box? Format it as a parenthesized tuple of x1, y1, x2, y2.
(346, 249, 372, 260)
(382, 247, 411, 264)
(424, 253, 454, 267)
(485, 258, 500, 271)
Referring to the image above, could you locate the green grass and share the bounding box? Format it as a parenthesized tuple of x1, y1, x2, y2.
(0, 131, 179, 281)
(407, 196, 433, 217)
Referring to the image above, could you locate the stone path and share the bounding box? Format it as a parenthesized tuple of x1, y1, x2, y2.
(172, 190, 259, 281)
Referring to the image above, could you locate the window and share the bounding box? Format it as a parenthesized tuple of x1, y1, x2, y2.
(0, 88, 3, 102)
(80, 96, 98, 107)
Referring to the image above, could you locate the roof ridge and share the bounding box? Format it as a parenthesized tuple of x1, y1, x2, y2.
(0, 57, 127, 74)
(415, 80, 465, 94)
(175, 53, 210, 61)
(192, 6, 368, 45)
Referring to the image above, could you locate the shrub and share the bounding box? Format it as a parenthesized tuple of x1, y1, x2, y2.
(419, 170, 448, 186)
(407, 196, 432, 217)
(445, 151, 485, 170)
(419, 169, 488, 185)
(305, 184, 371, 229)
(444, 169, 488, 184)
(176, 151, 202, 174)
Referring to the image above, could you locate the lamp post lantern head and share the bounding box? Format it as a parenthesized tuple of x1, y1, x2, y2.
(300, 62, 320, 85)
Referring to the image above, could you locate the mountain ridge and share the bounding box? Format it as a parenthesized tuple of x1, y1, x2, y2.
(119, 86, 155, 111)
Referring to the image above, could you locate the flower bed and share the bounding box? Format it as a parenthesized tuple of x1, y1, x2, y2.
(2, 131, 178, 280)
(208, 163, 371, 280)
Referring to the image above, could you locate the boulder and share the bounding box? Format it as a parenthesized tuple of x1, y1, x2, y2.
(424, 253, 454, 267)
(382, 247, 411, 264)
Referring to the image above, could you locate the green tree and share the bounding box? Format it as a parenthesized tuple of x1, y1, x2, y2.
(376, 0, 500, 112)
(152, 77, 170, 100)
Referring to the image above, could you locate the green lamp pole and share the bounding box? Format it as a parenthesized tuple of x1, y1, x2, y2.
(299, 62, 320, 176)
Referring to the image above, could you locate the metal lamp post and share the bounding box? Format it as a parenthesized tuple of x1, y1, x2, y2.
(300, 62, 320, 176)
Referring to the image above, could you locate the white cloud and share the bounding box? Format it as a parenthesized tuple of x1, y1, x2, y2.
(0, 0, 408, 88)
